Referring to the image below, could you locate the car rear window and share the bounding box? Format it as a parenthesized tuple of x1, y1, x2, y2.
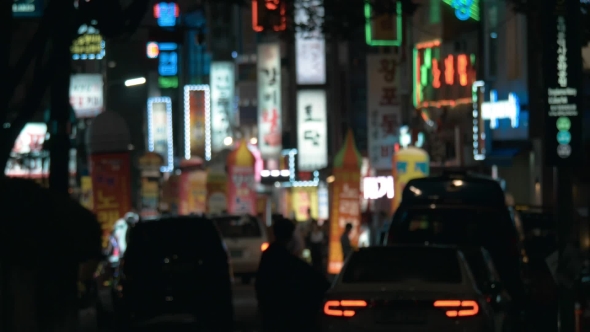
(342, 247, 462, 284)
(215, 215, 262, 238)
(394, 207, 517, 247)
(127, 217, 223, 258)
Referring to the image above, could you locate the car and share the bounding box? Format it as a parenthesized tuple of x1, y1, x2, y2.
(461, 246, 517, 331)
(322, 245, 496, 332)
(112, 215, 234, 331)
(213, 214, 269, 284)
(386, 172, 527, 306)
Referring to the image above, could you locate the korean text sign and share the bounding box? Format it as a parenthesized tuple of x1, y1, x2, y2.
(257, 43, 283, 159)
(227, 166, 257, 215)
(366, 55, 401, 170)
(71, 24, 105, 60)
(70, 74, 104, 118)
(542, 0, 583, 165)
(297, 90, 328, 171)
(150, 101, 172, 170)
(210, 62, 235, 152)
(295, 0, 326, 85)
(90, 153, 132, 247)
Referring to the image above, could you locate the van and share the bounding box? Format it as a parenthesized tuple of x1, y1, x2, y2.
(213, 214, 269, 284)
(386, 172, 527, 306)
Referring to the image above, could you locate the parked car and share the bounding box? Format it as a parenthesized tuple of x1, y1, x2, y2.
(323, 245, 496, 331)
(386, 172, 527, 307)
(213, 214, 269, 284)
(111, 215, 234, 331)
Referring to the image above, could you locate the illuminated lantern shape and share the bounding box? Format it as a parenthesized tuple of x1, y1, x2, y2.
(392, 147, 429, 212)
(252, 0, 286, 32)
(146, 42, 159, 59)
(153, 2, 179, 27)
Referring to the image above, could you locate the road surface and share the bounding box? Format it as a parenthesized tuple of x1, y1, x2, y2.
(80, 283, 259, 332)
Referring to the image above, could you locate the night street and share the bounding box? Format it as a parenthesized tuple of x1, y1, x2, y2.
(79, 284, 259, 332)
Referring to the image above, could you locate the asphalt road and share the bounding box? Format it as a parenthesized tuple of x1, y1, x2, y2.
(80, 283, 259, 332)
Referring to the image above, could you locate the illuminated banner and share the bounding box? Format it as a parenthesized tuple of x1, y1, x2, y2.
(227, 141, 257, 215)
(90, 152, 132, 247)
(252, 0, 286, 32)
(363, 176, 394, 200)
(184, 85, 211, 160)
(147, 97, 174, 172)
(297, 90, 327, 171)
(295, 0, 326, 85)
(69, 74, 103, 118)
(543, 0, 582, 165)
(5, 123, 47, 178)
(13, 0, 43, 17)
(482, 91, 520, 129)
(413, 40, 476, 108)
(365, 1, 402, 46)
(71, 24, 105, 60)
(210, 62, 235, 153)
(257, 43, 283, 158)
(367, 54, 401, 170)
(292, 187, 319, 222)
(328, 130, 362, 275)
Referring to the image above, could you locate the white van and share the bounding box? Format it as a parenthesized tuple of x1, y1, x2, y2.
(213, 214, 269, 284)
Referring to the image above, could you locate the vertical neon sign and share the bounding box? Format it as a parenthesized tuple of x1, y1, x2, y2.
(252, 0, 287, 32)
(153, 2, 179, 27)
(364, 1, 403, 46)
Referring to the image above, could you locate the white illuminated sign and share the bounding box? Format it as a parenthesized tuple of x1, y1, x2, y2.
(481, 90, 520, 129)
(147, 97, 174, 172)
(257, 43, 283, 159)
(295, 0, 326, 85)
(363, 176, 394, 200)
(69, 74, 104, 118)
(297, 90, 328, 171)
(210, 62, 235, 153)
(5, 123, 49, 178)
(366, 54, 401, 170)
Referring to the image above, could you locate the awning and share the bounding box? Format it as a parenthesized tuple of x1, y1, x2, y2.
(483, 148, 522, 167)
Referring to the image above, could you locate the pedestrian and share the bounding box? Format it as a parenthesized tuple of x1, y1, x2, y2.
(308, 219, 326, 274)
(340, 223, 354, 260)
(256, 217, 330, 332)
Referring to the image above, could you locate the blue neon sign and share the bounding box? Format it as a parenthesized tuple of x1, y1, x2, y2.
(159, 51, 178, 76)
(451, 0, 474, 21)
(154, 2, 178, 27)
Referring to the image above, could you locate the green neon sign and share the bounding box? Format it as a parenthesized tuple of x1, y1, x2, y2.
(364, 1, 403, 47)
(442, 0, 480, 21)
(159, 76, 178, 89)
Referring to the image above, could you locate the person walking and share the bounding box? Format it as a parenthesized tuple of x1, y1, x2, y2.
(340, 223, 353, 261)
(256, 217, 330, 332)
(308, 220, 327, 274)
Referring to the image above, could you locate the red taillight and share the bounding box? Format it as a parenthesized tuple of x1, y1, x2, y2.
(324, 300, 367, 317)
(433, 300, 479, 317)
(261, 242, 269, 251)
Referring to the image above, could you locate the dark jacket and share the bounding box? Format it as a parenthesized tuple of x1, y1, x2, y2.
(255, 243, 330, 332)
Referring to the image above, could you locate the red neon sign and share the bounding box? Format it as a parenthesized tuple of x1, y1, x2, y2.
(414, 39, 476, 108)
(252, 0, 286, 32)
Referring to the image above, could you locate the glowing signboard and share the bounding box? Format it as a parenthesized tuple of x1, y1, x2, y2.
(442, 0, 480, 21)
(13, 0, 43, 17)
(472, 81, 485, 160)
(153, 2, 179, 27)
(146, 42, 159, 58)
(147, 97, 174, 172)
(210, 62, 235, 153)
(413, 39, 476, 108)
(184, 85, 211, 161)
(481, 91, 520, 129)
(158, 43, 178, 76)
(71, 24, 105, 60)
(363, 176, 394, 200)
(252, 0, 286, 32)
(297, 90, 328, 171)
(364, 1, 402, 46)
(295, 0, 326, 85)
(257, 43, 283, 158)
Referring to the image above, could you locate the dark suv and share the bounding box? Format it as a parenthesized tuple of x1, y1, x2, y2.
(113, 215, 234, 331)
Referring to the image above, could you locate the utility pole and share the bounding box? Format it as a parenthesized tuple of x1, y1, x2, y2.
(49, 1, 75, 195)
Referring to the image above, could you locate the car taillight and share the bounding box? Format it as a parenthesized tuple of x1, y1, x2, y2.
(261, 242, 269, 251)
(433, 300, 479, 317)
(323, 300, 367, 317)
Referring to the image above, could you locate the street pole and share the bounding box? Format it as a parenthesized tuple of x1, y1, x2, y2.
(49, 1, 75, 195)
(555, 167, 576, 331)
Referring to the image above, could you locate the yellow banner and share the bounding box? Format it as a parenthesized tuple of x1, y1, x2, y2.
(291, 187, 318, 222)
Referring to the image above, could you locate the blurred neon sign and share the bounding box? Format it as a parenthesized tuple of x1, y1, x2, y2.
(153, 2, 179, 27)
(364, 1, 402, 46)
(252, 0, 286, 32)
(481, 91, 521, 129)
(442, 0, 480, 21)
(363, 176, 394, 200)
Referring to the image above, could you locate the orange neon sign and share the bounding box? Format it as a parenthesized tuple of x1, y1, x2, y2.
(252, 0, 286, 32)
(413, 39, 476, 108)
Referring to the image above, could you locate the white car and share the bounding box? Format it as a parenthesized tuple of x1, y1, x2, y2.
(322, 245, 496, 332)
(213, 215, 269, 284)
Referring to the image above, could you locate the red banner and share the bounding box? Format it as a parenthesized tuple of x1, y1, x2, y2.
(90, 153, 132, 247)
(227, 166, 256, 215)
